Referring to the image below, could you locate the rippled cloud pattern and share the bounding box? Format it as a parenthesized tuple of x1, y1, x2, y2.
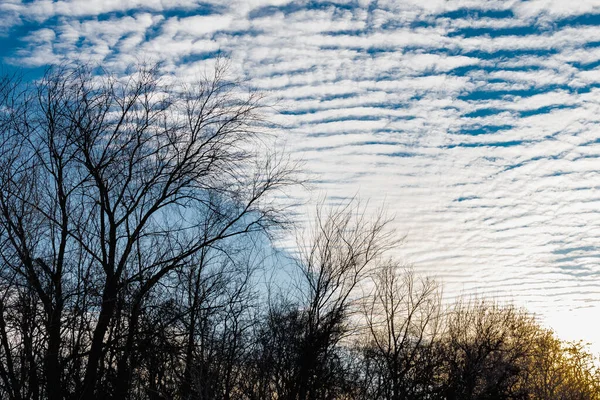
(2, 0, 600, 346)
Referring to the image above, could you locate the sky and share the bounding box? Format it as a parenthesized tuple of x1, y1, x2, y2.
(2, 0, 600, 349)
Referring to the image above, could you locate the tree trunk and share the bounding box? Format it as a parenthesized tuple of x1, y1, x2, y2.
(80, 277, 118, 400)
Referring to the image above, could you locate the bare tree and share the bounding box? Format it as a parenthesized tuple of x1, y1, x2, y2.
(522, 332, 600, 399)
(0, 61, 297, 400)
(438, 300, 540, 400)
(294, 201, 398, 400)
(361, 263, 442, 400)
(244, 200, 398, 400)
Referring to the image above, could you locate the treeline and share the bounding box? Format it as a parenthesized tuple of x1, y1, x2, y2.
(0, 62, 597, 400)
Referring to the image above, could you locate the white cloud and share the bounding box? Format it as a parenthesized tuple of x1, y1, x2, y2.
(161, 14, 237, 37)
(514, 0, 600, 20)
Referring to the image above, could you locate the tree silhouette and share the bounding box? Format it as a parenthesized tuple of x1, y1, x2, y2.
(0, 61, 296, 400)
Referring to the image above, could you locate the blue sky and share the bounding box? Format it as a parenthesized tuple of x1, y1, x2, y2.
(3, 0, 600, 348)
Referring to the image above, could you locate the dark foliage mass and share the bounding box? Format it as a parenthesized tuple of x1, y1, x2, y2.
(0, 63, 598, 400)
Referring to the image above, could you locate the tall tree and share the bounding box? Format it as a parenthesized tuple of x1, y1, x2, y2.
(0, 61, 296, 400)
(245, 200, 399, 400)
